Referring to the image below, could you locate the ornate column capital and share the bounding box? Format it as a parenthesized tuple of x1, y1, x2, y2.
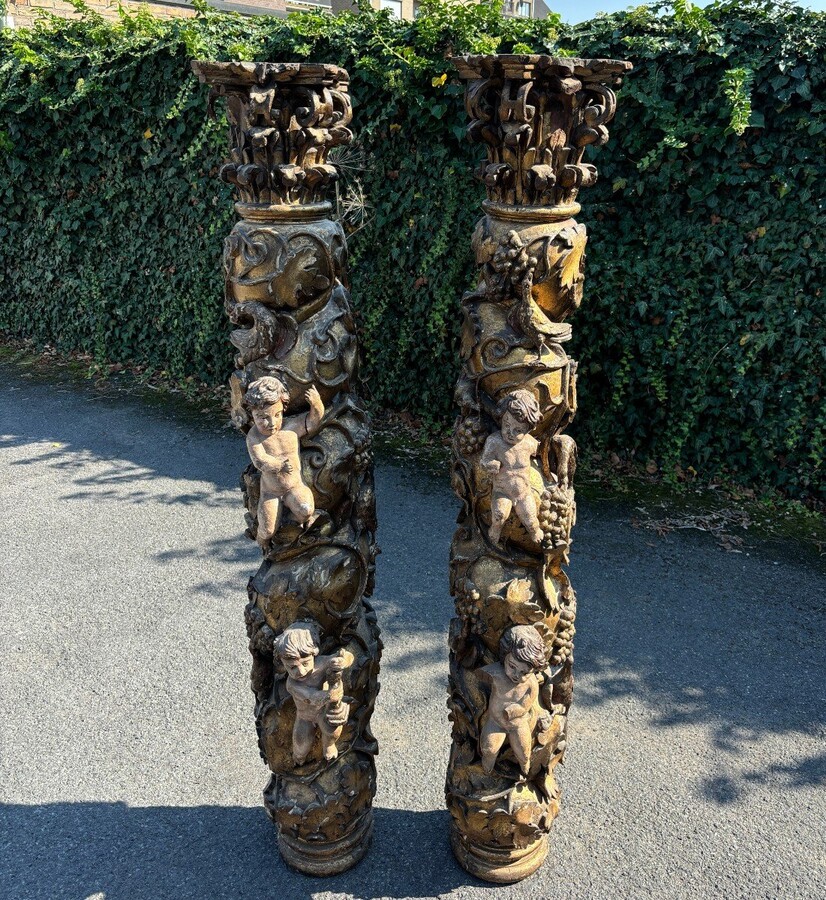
(452, 54, 632, 217)
(191, 61, 353, 216)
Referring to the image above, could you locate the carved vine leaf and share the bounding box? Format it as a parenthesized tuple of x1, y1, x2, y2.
(453, 739, 476, 769)
(558, 234, 586, 293)
(538, 769, 560, 803)
(353, 479, 378, 536)
(453, 374, 478, 415)
(488, 812, 515, 845)
(489, 578, 546, 627)
(528, 715, 557, 779)
(451, 765, 474, 796)
(509, 783, 543, 823)
(224, 230, 271, 280)
(271, 246, 330, 307)
(447, 670, 484, 743)
(477, 577, 552, 656)
(513, 819, 543, 849)
(532, 227, 587, 322)
(534, 620, 554, 647)
(504, 578, 533, 605)
(473, 233, 498, 266)
(466, 808, 492, 839)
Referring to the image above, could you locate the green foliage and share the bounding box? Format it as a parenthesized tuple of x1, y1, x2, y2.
(568, 0, 825, 499)
(721, 66, 754, 134)
(0, 1, 823, 498)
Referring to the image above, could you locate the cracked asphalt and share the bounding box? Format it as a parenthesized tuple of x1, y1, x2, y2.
(1, 363, 824, 900)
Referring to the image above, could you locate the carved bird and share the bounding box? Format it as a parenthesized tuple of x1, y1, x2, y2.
(228, 301, 295, 367)
(228, 301, 277, 365)
(509, 276, 572, 354)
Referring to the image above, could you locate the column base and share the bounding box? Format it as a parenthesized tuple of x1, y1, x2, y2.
(450, 823, 548, 884)
(277, 811, 373, 877)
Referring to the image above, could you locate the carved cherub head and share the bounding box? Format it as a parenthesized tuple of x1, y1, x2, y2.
(496, 389, 541, 446)
(273, 621, 321, 682)
(499, 625, 547, 684)
(245, 375, 290, 437)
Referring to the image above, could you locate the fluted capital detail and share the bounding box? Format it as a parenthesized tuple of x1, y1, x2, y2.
(452, 54, 632, 212)
(192, 61, 352, 209)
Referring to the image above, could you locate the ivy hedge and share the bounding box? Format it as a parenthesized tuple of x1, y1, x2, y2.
(0, 1, 823, 498)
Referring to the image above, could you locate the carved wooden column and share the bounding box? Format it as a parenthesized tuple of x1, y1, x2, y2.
(192, 61, 381, 876)
(446, 54, 631, 883)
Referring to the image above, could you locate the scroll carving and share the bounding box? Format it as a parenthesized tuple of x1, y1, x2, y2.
(193, 61, 380, 877)
(447, 54, 631, 884)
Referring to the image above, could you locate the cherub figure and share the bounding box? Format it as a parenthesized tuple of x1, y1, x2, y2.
(479, 625, 549, 776)
(244, 376, 324, 548)
(273, 621, 354, 766)
(481, 390, 543, 546)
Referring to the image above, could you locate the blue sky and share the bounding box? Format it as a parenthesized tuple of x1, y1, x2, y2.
(552, 0, 826, 23)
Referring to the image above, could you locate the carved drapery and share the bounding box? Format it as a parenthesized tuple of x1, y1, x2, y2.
(446, 54, 631, 884)
(192, 61, 380, 877)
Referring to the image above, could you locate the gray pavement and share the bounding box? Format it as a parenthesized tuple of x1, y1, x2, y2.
(0, 364, 824, 900)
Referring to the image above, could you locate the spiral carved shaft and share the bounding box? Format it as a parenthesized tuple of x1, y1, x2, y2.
(193, 61, 380, 877)
(446, 55, 631, 884)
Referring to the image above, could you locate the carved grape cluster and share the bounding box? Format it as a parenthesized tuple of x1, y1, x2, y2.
(454, 579, 484, 635)
(551, 606, 576, 666)
(244, 601, 275, 699)
(352, 429, 373, 472)
(489, 231, 537, 301)
(538, 483, 574, 549)
(456, 416, 487, 456)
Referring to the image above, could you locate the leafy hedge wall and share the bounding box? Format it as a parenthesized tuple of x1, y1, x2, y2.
(0, 1, 823, 498)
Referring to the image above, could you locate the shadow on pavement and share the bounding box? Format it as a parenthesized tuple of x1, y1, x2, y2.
(572, 507, 826, 804)
(2, 363, 825, 825)
(0, 367, 243, 494)
(0, 802, 476, 900)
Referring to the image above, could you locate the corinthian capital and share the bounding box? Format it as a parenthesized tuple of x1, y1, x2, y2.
(453, 54, 632, 213)
(192, 61, 353, 208)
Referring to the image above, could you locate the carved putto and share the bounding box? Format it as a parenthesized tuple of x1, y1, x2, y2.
(482, 390, 544, 547)
(479, 625, 552, 777)
(244, 376, 325, 547)
(274, 621, 353, 766)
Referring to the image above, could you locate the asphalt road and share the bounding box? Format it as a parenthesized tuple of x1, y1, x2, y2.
(1, 365, 824, 900)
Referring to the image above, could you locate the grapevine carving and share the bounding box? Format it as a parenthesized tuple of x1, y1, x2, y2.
(193, 60, 380, 877)
(447, 54, 630, 885)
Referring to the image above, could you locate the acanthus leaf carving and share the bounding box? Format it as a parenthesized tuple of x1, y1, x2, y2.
(454, 54, 631, 210)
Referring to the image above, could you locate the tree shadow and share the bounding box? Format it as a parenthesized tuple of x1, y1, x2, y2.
(0, 364, 245, 494)
(571, 505, 826, 804)
(0, 802, 478, 900)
